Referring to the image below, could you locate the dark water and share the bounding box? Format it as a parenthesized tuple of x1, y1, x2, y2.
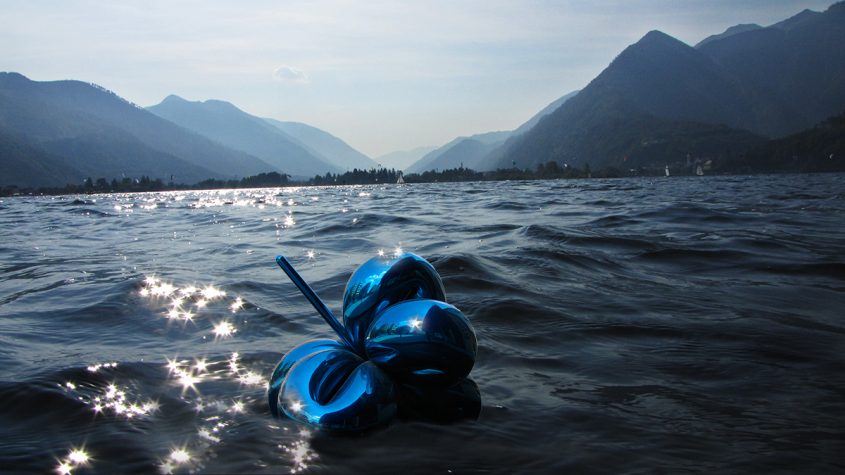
(1, 175, 844, 474)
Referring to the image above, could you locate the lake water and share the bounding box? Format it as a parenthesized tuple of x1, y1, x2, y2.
(1, 175, 843, 474)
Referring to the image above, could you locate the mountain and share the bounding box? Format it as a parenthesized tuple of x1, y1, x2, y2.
(697, 2, 845, 136)
(406, 131, 511, 173)
(262, 118, 376, 171)
(0, 72, 272, 186)
(771, 8, 823, 31)
(497, 2, 845, 171)
(0, 128, 83, 187)
(408, 91, 579, 173)
(720, 110, 845, 173)
(148, 96, 340, 178)
(512, 90, 580, 136)
(495, 31, 765, 170)
(375, 146, 438, 170)
(695, 24, 762, 48)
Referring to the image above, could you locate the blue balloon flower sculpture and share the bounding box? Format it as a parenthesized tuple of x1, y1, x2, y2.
(268, 252, 479, 431)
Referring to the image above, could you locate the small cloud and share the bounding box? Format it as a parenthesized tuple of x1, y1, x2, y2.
(272, 65, 309, 84)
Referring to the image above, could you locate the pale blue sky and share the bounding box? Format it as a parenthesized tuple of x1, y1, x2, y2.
(0, 1, 835, 156)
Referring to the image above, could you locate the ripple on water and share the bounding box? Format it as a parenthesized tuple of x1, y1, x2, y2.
(0, 176, 844, 473)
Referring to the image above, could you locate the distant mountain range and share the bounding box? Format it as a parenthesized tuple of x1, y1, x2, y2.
(2, 2, 844, 188)
(0, 75, 375, 187)
(375, 146, 438, 170)
(147, 96, 375, 177)
(146, 95, 332, 178)
(406, 130, 511, 173)
(0, 72, 267, 187)
(261, 118, 377, 171)
(405, 90, 579, 173)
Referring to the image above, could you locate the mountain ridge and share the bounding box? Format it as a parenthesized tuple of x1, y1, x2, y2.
(262, 118, 376, 171)
(494, 2, 845, 171)
(0, 73, 271, 185)
(408, 90, 580, 173)
(147, 95, 342, 178)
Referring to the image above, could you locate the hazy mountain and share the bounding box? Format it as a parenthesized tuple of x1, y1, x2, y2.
(695, 24, 762, 48)
(0, 72, 267, 186)
(512, 90, 580, 136)
(406, 131, 511, 173)
(148, 96, 340, 178)
(262, 118, 376, 171)
(37, 129, 220, 185)
(497, 2, 845, 171)
(476, 90, 581, 169)
(375, 146, 438, 170)
(0, 129, 82, 187)
(411, 90, 581, 173)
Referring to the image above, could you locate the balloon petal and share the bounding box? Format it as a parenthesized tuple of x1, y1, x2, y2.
(343, 253, 445, 353)
(278, 349, 397, 431)
(268, 339, 345, 416)
(365, 299, 477, 387)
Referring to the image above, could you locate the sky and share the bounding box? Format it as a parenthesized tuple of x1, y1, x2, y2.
(0, 0, 836, 157)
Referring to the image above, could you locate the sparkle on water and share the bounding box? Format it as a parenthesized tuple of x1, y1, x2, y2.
(49, 236, 397, 473)
(229, 297, 244, 313)
(51, 274, 288, 473)
(169, 448, 191, 464)
(67, 449, 90, 465)
(213, 320, 236, 338)
(55, 461, 73, 475)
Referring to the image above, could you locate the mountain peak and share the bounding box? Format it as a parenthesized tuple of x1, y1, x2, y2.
(629, 30, 691, 54)
(0, 71, 28, 80)
(614, 30, 693, 66)
(640, 30, 676, 43)
(160, 94, 187, 104)
(0, 71, 32, 86)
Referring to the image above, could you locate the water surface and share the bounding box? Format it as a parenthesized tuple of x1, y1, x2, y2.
(1, 175, 843, 473)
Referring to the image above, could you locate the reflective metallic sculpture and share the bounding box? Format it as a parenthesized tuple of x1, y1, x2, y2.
(269, 252, 478, 431)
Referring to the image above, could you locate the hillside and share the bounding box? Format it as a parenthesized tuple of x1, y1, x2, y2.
(148, 96, 339, 178)
(0, 72, 272, 185)
(0, 129, 82, 187)
(695, 24, 762, 48)
(698, 2, 845, 136)
(262, 118, 376, 171)
(496, 3, 845, 171)
(512, 90, 580, 136)
(410, 90, 579, 173)
(406, 131, 510, 173)
(495, 32, 765, 170)
(720, 111, 845, 173)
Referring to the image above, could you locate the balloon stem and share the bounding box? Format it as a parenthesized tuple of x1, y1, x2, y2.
(276, 255, 357, 351)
